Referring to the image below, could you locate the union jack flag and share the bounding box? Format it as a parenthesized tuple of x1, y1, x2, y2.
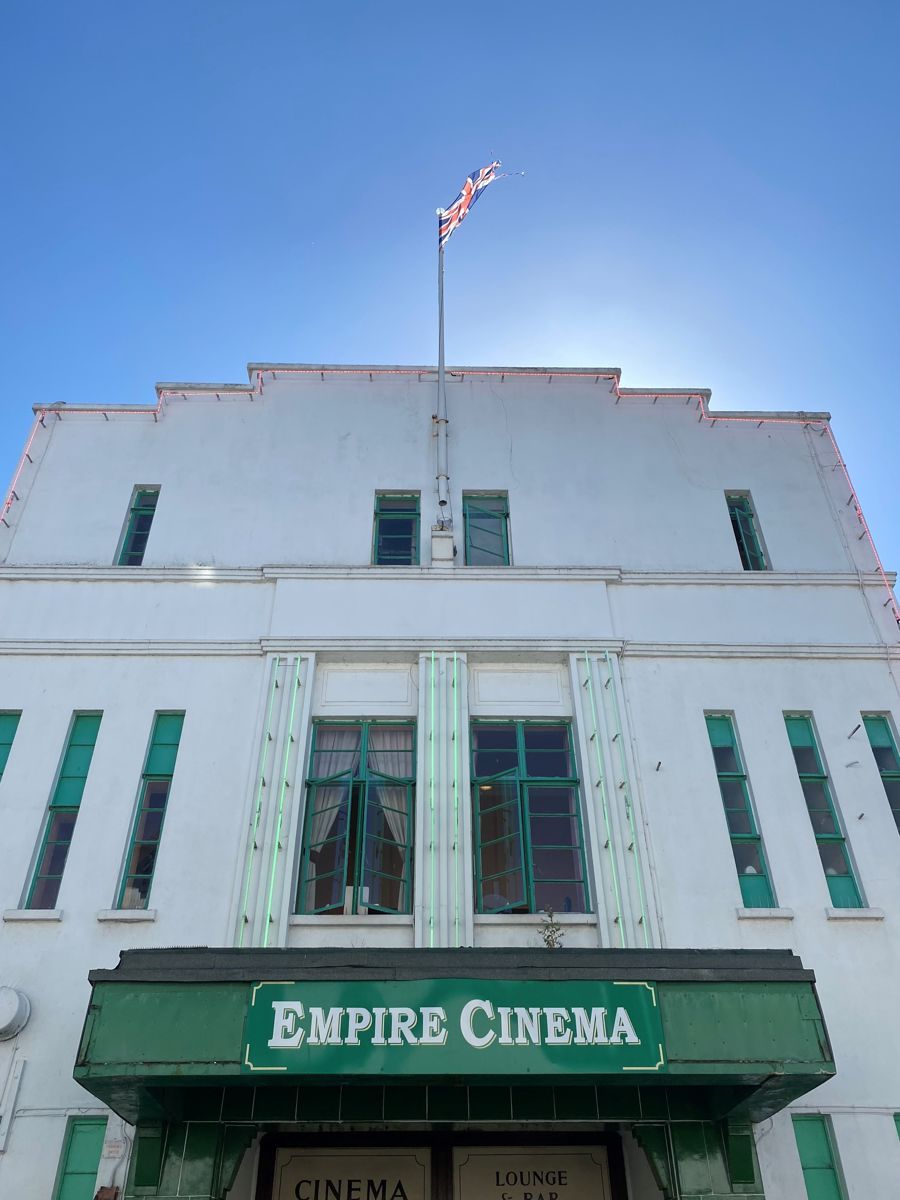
(438, 161, 502, 249)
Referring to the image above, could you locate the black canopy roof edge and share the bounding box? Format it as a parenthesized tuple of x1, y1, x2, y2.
(88, 946, 815, 985)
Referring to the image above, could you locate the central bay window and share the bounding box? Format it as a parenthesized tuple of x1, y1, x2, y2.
(471, 721, 589, 915)
(296, 721, 415, 915)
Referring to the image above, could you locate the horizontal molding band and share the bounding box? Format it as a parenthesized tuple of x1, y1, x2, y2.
(0, 565, 893, 586)
(0, 639, 896, 661)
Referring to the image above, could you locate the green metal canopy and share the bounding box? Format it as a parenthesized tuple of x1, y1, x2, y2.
(75, 947, 834, 1127)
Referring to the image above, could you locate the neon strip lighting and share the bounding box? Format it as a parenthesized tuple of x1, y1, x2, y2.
(237, 656, 281, 947)
(583, 651, 626, 947)
(429, 651, 436, 948)
(452, 650, 460, 948)
(605, 650, 650, 948)
(262, 655, 301, 947)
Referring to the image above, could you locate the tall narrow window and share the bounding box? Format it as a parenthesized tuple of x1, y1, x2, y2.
(117, 487, 159, 565)
(863, 714, 900, 834)
(706, 714, 774, 907)
(785, 715, 862, 908)
(726, 492, 768, 570)
(52, 1117, 107, 1200)
(0, 711, 21, 781)
(372, 494, 419, 565)
(118, 712, 184, 909)
(472, 721, 589, 914)
(463, 493, 510, 565)
(297, 721, 415, 915)
(27, 713, 101, 909)
(792, 1115, 847, 1200)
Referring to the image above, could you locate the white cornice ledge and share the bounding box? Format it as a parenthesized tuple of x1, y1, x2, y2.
(0, 564, 893, 586)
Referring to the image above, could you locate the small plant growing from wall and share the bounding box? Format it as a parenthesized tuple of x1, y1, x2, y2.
(539, 908, 564, 950)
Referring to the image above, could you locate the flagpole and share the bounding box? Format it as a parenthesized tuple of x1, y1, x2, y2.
(436, 218, 450, 517)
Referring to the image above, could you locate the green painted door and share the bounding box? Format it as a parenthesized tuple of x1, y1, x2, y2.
(54, 1117, 107, 1200)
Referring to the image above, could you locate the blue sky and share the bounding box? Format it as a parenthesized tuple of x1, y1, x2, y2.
(2, 1, 898, 572)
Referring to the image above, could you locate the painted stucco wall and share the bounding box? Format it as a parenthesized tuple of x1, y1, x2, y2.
(1, 369, 898, 1199)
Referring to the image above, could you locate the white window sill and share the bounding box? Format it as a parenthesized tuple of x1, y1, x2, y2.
(736, 907, 794, 920)
(825, 907, 885, 921)
(2, 909, 63, 922)
(96, 909, 157, 922)
(475, 913, 597, 925)
(289, 914, 413, 926)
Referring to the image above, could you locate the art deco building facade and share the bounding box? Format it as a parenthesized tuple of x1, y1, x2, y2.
(0, 364, 898, 1199)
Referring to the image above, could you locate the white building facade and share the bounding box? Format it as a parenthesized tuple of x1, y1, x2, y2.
(0, 364, 898, 1200)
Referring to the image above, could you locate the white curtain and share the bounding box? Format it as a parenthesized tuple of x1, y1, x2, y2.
(366, 726, 412, 847)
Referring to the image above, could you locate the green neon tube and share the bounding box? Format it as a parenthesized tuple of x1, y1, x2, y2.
(452, 650, 460, 948)
(262, 655, 302, 948)
(237, 655, 281, 947)
(583, 650, 626, 947)
(604, 649, 650, 948)
(429, 651, 436, 947)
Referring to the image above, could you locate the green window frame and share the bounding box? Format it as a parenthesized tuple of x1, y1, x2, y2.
(463, 492, 510, 565)
(117, 712, 184, 909)
(706, 714, 775, 907)
(862, 714, 900, 835)
(726, 492, 768, 571)
(117, 487, 159, 566)
(372, 493, 420, 565)
(0, 710, 21, 780)
(471, 720, 590, 915)
(27, 713, 101, 910)
(296, 720, 416, 915)
(785, 715, 862, 908)
(792, 1115, 846, 1200)
(52, 1116, 107, 1200)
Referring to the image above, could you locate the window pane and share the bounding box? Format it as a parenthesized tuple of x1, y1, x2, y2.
(527, 786, 579, 816)
(312, 727, 361, 778)
(481, 871, 526, 912)
(531, 846, 583, 880)
(792, 746, 820, 774)
(872, 744, 900, 771)
(47, 811, 77, 842)
(364, 782, 409, 851)
(472, 726, 518, 776)
(361, 870, 406, 912)
(30, 875, 62, 909)
(143, 780, 171, 810)
(719, 778, 748, 809)
(120, 876, 151, 909)
(712, 744, 740, 773)
(818, 842, 850, 877)
(523, 726, 571, 777)
(303, 871, 345, 913)
(534, 880, 586, 913)
(305, 783, 351, 847)
(883, 778, 900, 826)
(725, 809, 753, 835)
(480, 835, 524, 881)
(732, 841, 765, 878)
(367, 726, 414, 777)
(479, 799, 521, 845)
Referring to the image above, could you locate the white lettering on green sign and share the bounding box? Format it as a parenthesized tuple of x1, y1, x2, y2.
(268, 999, 639, 1051)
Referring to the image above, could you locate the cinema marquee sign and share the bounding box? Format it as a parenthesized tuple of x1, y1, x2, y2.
(243, 978, 665, 1075)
